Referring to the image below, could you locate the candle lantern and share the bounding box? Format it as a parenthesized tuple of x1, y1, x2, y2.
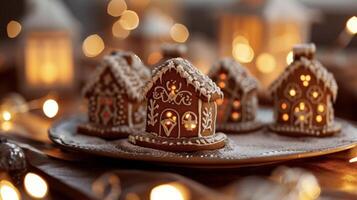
(20, 0, 80, 96)
(218, 0, 316, 88)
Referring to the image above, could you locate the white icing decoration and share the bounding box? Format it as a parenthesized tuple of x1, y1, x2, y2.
(202, 107, 213, 132)
(147, 99, 159, 126)
(152, 81, 192, 105)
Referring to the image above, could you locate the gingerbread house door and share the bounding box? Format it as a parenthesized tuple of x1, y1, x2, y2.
(96, 95, 117, 126)
(159, 108, 180, 138)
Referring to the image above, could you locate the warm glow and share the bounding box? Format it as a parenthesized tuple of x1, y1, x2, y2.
(218, 82, 226, 89)
(256, 53, 276, 73)
(299, 115, 305, 121)
(24, 173, 48, 199)
(170, 23, 189, 43)
(150, 183, 189, 200)
(306, 75, 311, 81)
(299, 102, 305, 110)
(0, 180, 20, 200)
(232, 35, 249, 45)
(316, 115, 322, 123)
(281, 103, 287, 110)
(166, 112, 172, 118)
(82, 34, 105, 57)
(112, 20, 130, 39)
(119, 10, 139, 30)
(107, 0, 127, 17)
(232, 43, 254, 63)
(312, 91, 319, 98)
(2, 111, 12, 122)
(318, 104, 324, 113)
(233, 100, 240, 108)
(286, 51, 294, 65)
(349, 157, 357, 163)
(147, 52, 162, 65)
(43, 99, 59, 118)
(25, 32, 74, 87)
(216, 99, 223, 105)
(219, 73, 227, 80)
(282, 113, 289, 121)
(303, 81, 309, 87)
(300, 75, 305, 81)
(171, 85, 177, 90)
(289, 89, 296, 97)
(231, 112, 240, 120)
(346, 16, 357, 34)
(190, 124, 196, 129)
(7, 20, 22, 38)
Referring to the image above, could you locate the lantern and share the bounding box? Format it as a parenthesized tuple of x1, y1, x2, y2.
(20, 0, 80, 95)
(218, 0, 316, 88)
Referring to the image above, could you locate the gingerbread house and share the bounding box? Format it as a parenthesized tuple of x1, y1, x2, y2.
(78, 51, 150, 138)
(129, 58, 227, 151)
(269, 44, 340, 136)
(208, 58, 262, 133)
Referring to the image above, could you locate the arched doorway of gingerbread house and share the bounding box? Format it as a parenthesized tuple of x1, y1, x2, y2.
(159, 109, 180, 138)
(292, 100, 313, 129)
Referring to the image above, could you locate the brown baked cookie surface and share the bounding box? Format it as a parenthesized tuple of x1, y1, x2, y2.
(78, 51, 149, 139)
(208, 58, 261, 133)
(268, 43, 340, 137)
(128, 58, 227, 151)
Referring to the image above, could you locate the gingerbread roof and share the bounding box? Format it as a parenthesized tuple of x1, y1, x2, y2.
(209, 58, 259, 94)
(269, 56, 338, 101)
(83, 51, 150, 101)
(143, 58, 223, 102)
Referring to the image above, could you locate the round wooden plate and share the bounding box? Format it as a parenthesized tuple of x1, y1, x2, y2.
(48, 109, 357, 168)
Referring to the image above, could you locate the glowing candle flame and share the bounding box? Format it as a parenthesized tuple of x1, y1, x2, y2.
(24, 173, 48, 199)
(42, 99, 59, 118)
(0, 180, 20, 200)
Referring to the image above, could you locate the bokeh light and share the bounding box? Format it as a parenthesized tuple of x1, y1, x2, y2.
(6, 20, 22, 38)
(119, 10, 140, 30)
(112, 20, 130, 39)
(42, 99, 59, 118)
(256, 53, 276, 73)
(2, 111, 12, 122)
(170, 24, 189, 43)
(107, 0, 127, 17)
(232, 35, 249, 46)
(286, 51, 294, 65)
(24, 173, 48, 199)
(0, 180, 20, 200)
(147, 52, 162, 65)
(150, 182, 189, 200)
(346, 16, 357, 34)
(82, 34, 105, 57)
(232, 43, 254, 63)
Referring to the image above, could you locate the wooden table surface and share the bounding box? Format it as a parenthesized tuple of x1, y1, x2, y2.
(4, 110, 357, 200)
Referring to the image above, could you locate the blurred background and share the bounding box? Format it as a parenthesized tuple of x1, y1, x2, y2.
(0, 0, 356, 121)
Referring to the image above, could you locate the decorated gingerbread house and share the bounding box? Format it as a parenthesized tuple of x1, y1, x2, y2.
(129, 58, 227, 151)
(78, 51, 150, 138)
(269, 44, 340, 136)
(208, 58, 261, 133)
